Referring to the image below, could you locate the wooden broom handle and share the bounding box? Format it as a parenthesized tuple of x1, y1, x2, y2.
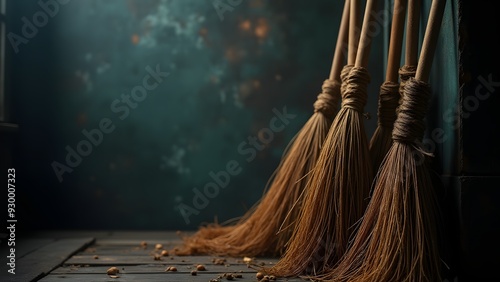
(386, 0, 408, 82)
(406, 0, 421, 66)
(355, 0, 380, 68)
(348, 0, 360, 65)
(416, 0, 446, 82)
(330, 0, 351, 80)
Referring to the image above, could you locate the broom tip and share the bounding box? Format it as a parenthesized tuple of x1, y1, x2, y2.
(320, 142, 442, 282)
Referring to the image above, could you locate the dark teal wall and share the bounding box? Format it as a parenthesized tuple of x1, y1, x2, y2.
(8, 0, 384, 231)
(12, 0, 467, 232)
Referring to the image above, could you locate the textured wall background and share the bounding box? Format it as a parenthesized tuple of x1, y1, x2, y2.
(8, 0, 435, 232)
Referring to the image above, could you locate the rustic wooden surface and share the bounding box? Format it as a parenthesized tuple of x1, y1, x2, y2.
(1, 231, 306, 282)
(0, 237, 95, 282)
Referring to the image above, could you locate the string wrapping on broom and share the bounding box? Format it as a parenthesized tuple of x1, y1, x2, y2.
(399, 64, 417, 94)
(314, 79, 342, 118)
(393, 78, 429, 142)
(341, 67, 369, 112)
(340, 64, 354, 96)
(376, 81, 399, 128)
(369, 80, 400, 172)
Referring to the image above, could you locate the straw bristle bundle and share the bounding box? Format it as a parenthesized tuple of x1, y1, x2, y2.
(320, 78, 442, 282)
(267, 66, 372, 277)
(175, 79, 341, 257)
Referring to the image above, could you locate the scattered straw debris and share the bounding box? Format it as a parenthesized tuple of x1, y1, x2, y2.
(256, 274, 276, 281)
(219, 273, 243, 280)
(153, 254, 162, 261)
(106, 267, 119, 275)
(243, 257, 253, 263)
(256, 272, 264, 280)
(208, 272, 244, 281)
(212, 258, 227, 265)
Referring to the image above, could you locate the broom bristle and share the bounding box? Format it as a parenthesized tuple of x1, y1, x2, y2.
(321, 78, 442, 282)
(175, 78, 342, 257)
(267, 66, 373, 277)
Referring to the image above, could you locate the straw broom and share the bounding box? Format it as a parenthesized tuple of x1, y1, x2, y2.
(267, 0, 380, 276)
(174, 0, 351, 257)
(369, 0, 407, 172)
(321, 0, 447, 281)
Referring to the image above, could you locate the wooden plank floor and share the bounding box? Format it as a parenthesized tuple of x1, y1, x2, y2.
(4, 231, 307, 282)
(0, 237, 95, 282)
